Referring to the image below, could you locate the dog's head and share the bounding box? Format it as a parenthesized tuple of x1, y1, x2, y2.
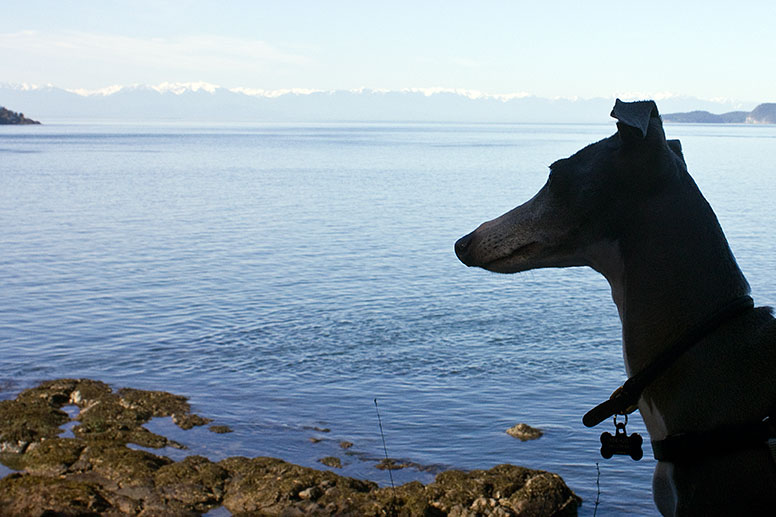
(454, 99, 686, 274)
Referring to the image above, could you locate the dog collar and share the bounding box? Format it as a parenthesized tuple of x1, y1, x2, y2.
(583, 295, 755, 428)
(651, 416, 776, 463)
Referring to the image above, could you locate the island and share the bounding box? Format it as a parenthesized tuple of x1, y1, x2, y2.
(663, 103, 776, 124)
(0, 107, 41, 125)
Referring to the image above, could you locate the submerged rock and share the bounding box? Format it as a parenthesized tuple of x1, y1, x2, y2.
(376, 456, 446, 473)
(0, 379, 581, 516)
(376, 457, 410, 470)
(318, 456, 343, 468)
(506, 423, 544, 441)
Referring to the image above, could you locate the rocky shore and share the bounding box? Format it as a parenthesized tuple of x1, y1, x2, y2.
(0, 379, 581, 516)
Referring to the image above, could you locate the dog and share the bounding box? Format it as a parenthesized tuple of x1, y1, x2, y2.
(455, 99, 776, 516)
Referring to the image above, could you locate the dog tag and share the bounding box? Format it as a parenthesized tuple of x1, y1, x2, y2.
(600, 415, 643, 461)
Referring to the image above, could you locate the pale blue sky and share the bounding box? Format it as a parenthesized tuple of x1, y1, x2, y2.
(2, 1, 775, 101)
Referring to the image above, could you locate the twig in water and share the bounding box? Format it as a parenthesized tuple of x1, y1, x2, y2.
(374, 398, 397, 500)
(594, 462, 601, 517)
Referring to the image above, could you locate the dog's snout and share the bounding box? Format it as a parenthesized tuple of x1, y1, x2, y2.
(455, 232, 476, 266)
(456, 233, 472, 252)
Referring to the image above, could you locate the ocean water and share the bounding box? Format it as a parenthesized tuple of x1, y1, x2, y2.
(1, 121, 775, 516)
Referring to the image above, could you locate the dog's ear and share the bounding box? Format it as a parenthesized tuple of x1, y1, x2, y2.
(611, 99, 662, 142)
(667, 139, 686, 166)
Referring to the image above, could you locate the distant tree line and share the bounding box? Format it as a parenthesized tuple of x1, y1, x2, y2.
(0, 106, 41, 125)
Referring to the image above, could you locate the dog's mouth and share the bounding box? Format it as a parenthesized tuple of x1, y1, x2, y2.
(482, 241, 542, 273)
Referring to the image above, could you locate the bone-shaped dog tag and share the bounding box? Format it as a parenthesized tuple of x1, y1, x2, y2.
(600, 415, 643, 461)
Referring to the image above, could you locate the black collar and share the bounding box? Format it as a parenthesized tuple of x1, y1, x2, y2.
(651, 417, 776, 462)
(583, 295, 755, 428)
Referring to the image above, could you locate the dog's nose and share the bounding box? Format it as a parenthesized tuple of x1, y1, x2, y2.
(455, 232, 475, 266)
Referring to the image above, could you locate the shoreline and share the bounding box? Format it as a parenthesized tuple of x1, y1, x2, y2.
(0, 378, 581, 515)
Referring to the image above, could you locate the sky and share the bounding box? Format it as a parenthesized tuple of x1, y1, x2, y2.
(2, 0, 775, 101)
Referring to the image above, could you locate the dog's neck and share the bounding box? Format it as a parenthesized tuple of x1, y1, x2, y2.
(587, 178, 750, 378)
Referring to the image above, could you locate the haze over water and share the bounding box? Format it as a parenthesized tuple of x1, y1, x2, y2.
(2, 121, 775, 515)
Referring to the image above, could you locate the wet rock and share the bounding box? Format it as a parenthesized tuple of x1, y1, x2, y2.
(0, 431, 33, 455)
(22, 437, 85, 476)
(218, 456, 376, 515)
(299, 485, 324, 500)
(71, 442, 173, 488)
(172, 412, 213, 430)
(16, 378, 78, 406)
(376, 457, 409, 470)
(0, 397, 69, 452)
(506, 422, 544, 441)
(72, 395, 173, 448)
(208, 424, 232, 433)
(0, 451, 25, 471)
(423, 464, 580, 516)
(154, 455, 228, 512)
(375, 456, 443, 473)
(470, 495, 498, 512)
(117, 387, 189, 416)
(0, 377, 213, 456)
(507, 470, 580, 516)
(263, 464, 581, 516)
(339, 440, 354, 449)
(61, 379, 113, 407)
(0, 379, 581, 516)
(318, 456, 343, 468)
(0, 473, 112, 516)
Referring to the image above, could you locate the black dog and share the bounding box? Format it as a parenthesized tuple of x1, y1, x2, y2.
(456, 100, 776, 515)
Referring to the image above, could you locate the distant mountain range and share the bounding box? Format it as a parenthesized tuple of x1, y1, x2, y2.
(662, 103, 776, 124)
(0, 82, 764, 124)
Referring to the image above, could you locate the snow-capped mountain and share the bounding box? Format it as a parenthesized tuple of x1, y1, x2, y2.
(0, 82, 755, 123)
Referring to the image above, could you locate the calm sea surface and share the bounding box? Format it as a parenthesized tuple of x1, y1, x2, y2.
(1, 121, 775, 515)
